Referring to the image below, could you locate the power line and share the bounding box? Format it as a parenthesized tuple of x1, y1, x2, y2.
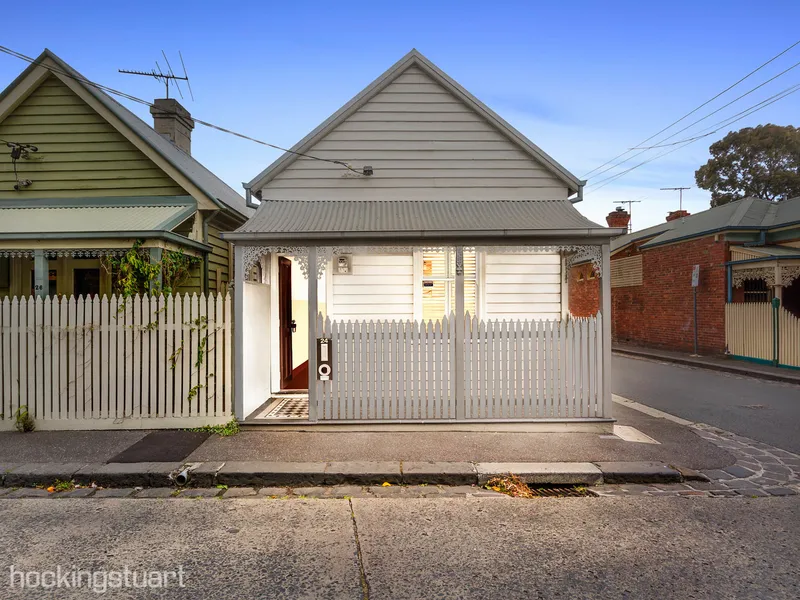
(0, 45, 367, 176)
(580, 38, 800, 179)
(585, 80, 800, 192)
(586, 57, 800, 185)
(629, 82, 800, 150)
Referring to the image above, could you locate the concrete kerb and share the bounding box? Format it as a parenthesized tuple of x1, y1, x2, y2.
(594, 461, 683, 484)
(215, 462, 329, 487)
(0, 460, 689, 488)
(476, 462, 603, 486)
(401, 461, 477, 485)
(73, 462, 185, 488)
(4, 463, 91, 488)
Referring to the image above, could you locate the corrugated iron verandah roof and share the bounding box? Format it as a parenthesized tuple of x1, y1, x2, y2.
(226, 200, 620, 244)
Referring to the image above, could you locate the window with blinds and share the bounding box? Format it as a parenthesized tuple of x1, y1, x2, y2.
(421, 249, 477, 321)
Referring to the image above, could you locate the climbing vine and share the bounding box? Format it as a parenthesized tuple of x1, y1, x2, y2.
(102, 239, 201, 298)
(101, 239, 217, 415)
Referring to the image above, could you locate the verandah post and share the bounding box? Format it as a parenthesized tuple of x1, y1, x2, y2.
(454, 246, 465, 420)
(307, 246, 319, 422)
(600, 243, 612, 418)
(33, 249, 47, 298)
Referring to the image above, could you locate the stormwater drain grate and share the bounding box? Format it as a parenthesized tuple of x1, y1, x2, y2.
(485, 476, 598, 498)
(527, 487, 598, 498)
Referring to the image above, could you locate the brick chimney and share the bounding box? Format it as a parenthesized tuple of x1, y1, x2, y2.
(606, 207, 631, 229)
(150, 98, 194, 155)
(666, 209, 690, 222)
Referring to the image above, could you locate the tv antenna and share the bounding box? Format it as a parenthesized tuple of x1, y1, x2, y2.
(119, 51, 194, 100)
(661, 186, 690, 212)
(614, 197, 645, 232)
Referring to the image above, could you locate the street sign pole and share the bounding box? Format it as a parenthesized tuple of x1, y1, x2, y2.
(691, 265, 700, 356)
(693, 287, 698, 356)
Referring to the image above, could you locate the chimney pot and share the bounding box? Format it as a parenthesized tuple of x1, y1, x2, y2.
(666, 209, 691, 222)
(150, 98, 194, 155)
(606, 207, 631, 229)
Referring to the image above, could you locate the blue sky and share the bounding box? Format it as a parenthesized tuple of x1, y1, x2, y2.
(2, 0, 799, 230)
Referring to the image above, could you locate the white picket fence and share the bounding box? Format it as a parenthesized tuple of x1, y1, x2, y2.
(0, 293, 233, 430)
(316, 313, 605, 421)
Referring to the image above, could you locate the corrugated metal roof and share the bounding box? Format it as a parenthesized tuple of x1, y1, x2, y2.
(0, 202, 194, 235)
(744, 245, 800, 258)
(232, 200, 606, 237)
(606, 196, 800, 252)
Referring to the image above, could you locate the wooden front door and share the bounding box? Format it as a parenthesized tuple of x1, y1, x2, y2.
(278, 257, 294, 388)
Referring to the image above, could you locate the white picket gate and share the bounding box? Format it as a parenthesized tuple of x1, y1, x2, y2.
(316, 313, 605, 422)
(725, 302, 800, 368)
(0, 293, 233, 430)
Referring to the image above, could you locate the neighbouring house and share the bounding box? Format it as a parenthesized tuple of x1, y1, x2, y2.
(225, 49, 623, 428)
(569, 197, 800, 367)
(0, 49, 252, 299)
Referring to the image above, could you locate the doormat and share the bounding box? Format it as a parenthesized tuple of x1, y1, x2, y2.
(108, 431, 212, 463)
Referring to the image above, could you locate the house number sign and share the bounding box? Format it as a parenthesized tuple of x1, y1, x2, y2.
(317, 338, 333, 381)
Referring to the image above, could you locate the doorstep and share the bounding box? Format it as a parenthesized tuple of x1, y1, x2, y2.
(0, 460, 684, 488)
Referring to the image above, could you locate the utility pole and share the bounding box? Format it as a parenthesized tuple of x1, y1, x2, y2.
(661, 187, 691, 212)
(614, 199, 642, 232)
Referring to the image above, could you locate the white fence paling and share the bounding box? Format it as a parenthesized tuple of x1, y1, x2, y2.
(0, 293, 233, 428)
(317, 313, 604, 421)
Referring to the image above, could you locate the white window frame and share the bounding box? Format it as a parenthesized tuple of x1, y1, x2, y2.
(413, 249, 482, 320)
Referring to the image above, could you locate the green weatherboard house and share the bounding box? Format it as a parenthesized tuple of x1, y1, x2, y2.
(0, 49, 252, 299)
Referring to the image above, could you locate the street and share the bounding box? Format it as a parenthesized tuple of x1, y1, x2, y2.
(613, 355, 800, 453)
(0, 497, 798, 599)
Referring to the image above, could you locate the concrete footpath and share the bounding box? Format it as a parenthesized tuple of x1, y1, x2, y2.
(0, 399, 797, 496)
(613, 342, 800, 384)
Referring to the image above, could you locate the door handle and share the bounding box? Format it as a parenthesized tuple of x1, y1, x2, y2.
(290, 320, 297, 333)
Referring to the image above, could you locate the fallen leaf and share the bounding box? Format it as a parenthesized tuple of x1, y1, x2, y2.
(46, 486, 56, 493)
(381, 482, 392, 487)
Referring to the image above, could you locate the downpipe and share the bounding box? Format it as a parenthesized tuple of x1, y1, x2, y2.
(174, 468, 191, 486)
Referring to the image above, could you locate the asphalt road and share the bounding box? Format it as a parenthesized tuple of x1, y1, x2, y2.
(613, 355, 800, 453)
(0, 497, 797, 599)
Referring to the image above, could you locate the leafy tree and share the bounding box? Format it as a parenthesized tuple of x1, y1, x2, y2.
(695, 124, 800, 206)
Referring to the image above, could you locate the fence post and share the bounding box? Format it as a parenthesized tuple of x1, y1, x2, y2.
(454, 246, 465, 420)
(600, 243, 612, 418)
(307, 246, 319, 423)
(772, 297, 781, 367)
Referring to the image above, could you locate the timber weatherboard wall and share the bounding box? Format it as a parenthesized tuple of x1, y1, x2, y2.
(483, 253, 562, 320)
(328, 253, 415, 320)
(207, 223, 231, 293)
(324, 251, 562, 321)
(260, 66, 571, 202)
(0, 75, 187, 198)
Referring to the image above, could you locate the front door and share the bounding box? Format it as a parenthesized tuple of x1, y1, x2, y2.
(278, 257, 294, 388)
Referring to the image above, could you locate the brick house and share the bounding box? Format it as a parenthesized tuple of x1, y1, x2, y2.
(569, 197, 800, 355)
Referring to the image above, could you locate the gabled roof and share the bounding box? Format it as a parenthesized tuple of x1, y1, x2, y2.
(245, 49, 584, 198)
(0, 50, 251, 220)
(611, 196, 800, 254)
(226, 199, 618, 244)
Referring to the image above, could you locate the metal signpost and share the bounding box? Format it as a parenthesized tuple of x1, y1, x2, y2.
(691, 265, 700, 356)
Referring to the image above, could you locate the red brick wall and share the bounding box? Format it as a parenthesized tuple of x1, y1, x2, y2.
(568, 236, 729, 354)
(568, 264, 599, 317)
